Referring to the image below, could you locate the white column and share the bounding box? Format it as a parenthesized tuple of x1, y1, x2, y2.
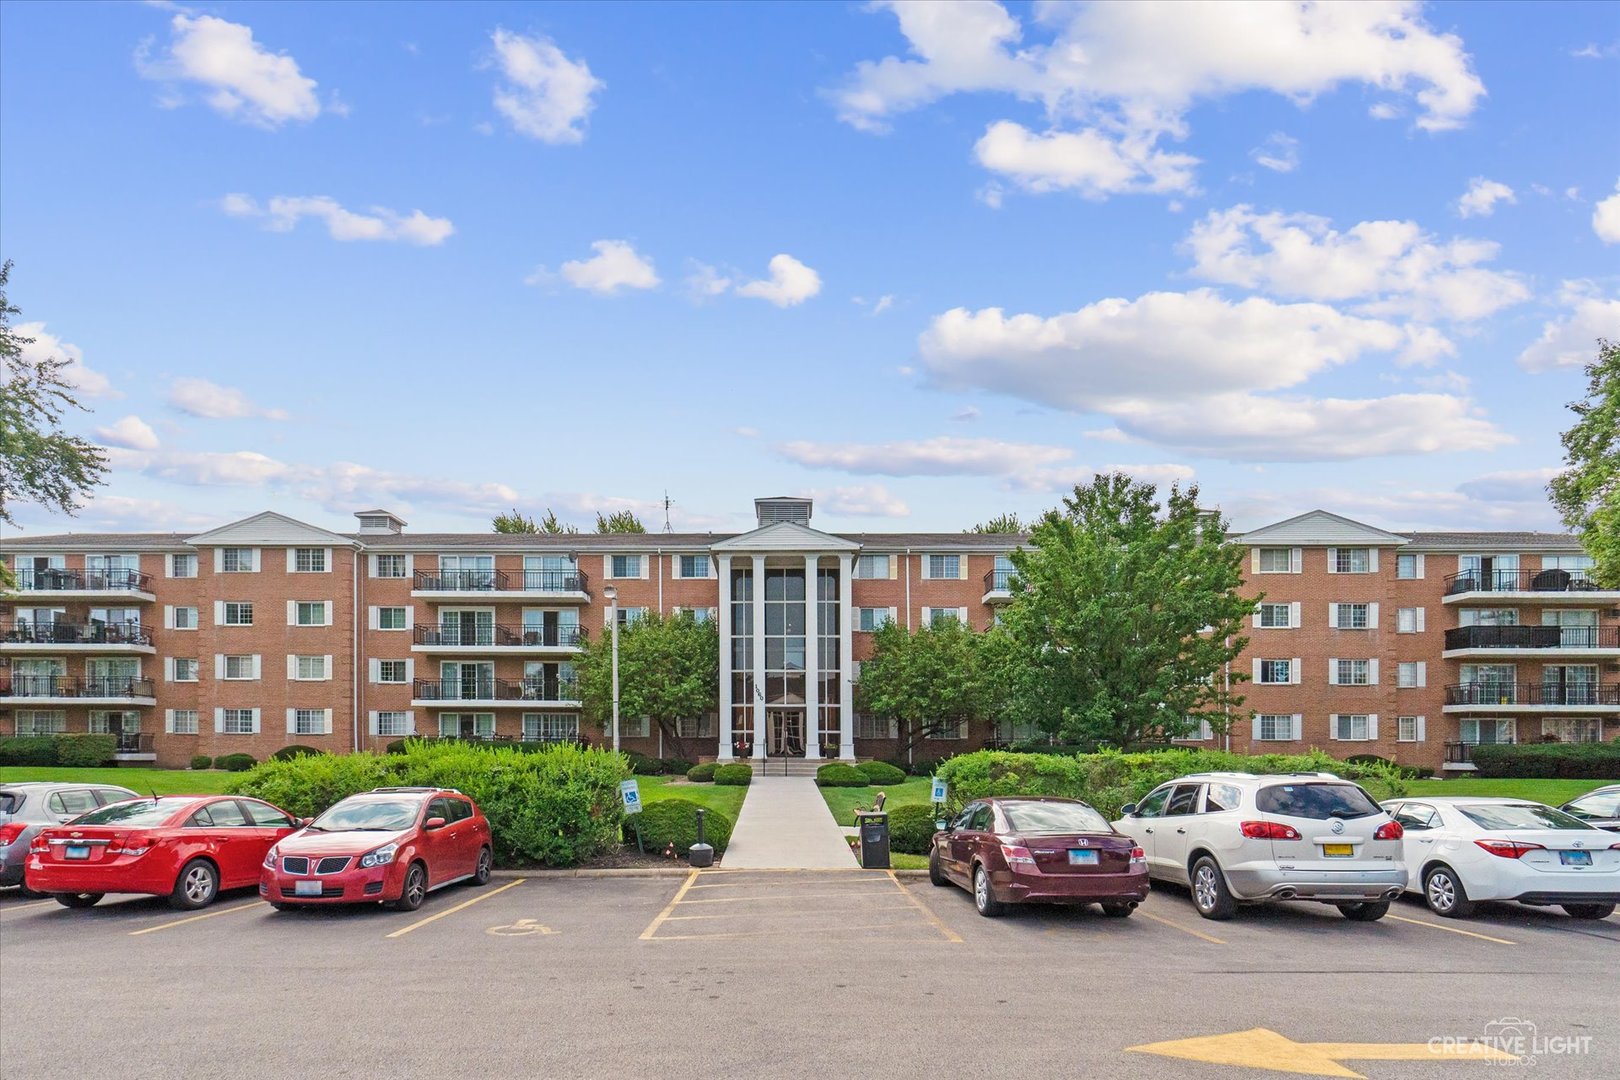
(751, 554, 767, 760)
(803, 554, 821, 759)
(838, 553, 855, 761)
(717, 554, 733, 761)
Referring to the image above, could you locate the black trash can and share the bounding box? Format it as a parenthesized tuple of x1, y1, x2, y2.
(855, 811, 890, 869)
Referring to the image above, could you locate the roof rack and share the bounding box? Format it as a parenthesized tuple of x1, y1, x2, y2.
(365, 786, 461, 795)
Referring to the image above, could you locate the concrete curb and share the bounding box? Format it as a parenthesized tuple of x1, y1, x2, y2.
(493, 866, 931, 879)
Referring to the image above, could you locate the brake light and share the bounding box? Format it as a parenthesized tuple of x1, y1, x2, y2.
(110, 834, 152, 857)
(999, 844, 1036, 867)
(0, 823, 26, 847)
(1475, 839, 1545, 859)
(1240, 821, 1301, 840)
(1129, 846, 1147, 865)
(1374, 821, 1404, 841)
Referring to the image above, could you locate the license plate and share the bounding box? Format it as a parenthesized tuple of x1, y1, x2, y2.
(64, 845, 90, 860)
(1068, 849, 1099, 865)
(1322, 844, 1354, 858)
(1560, 850, 1593, 867)
(294, 879, 323, 896)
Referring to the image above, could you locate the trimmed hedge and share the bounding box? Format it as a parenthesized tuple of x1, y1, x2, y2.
(816, 763, 868, 787)
(1470, 742, 1620, 779)
(714, 763, 753, 786)
(0, 736, 62, 766)
(856, 760, 907, 786)
(56, 734, 117, 767)
(227, 739, 631, 868)
(887, 803, 943, 856)
(627, 798, 735, 856)
(190, 754, 214, 770)
(271, 745, 324, 762)
(215, 753, 258, 772)
(686, 762, 718, 783)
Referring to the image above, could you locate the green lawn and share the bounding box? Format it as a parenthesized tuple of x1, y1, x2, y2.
(889, 852, 929, 870)
(637, 775, 748, 820)
(1402, 777, 1609, 806)
(0, 767, 234, 795)
(820, 776, 937, 826)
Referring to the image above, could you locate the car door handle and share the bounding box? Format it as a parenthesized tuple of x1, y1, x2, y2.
(1418, 838, 1434, 844)
(1144, 827, 1153, 834)
(1175, 828, 1186, 834)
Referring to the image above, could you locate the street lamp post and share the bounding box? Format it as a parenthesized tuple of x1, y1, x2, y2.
(604, 584, 620, 753)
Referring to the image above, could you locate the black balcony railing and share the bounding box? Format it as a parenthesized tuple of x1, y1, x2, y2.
(1445, 568, 1603, 596)
(1444, 682, 1620, 707)
(983, 568, 1017, 593)
(412, 568, 508, 591)
(1444, 625, 1619, 651)
(114, 733, 156, 755)
(0, 675, 156, 699)
(412, 675, 580, 702)
(521, 569, 589, 593)
(2, 620, 154, 647)
(14, 568, 152, 592)
(413, 624, 584, 648)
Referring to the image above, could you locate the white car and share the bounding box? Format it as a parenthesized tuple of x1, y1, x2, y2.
(1112, 772, 1407, 921)
(1380, 797, 1620, 920)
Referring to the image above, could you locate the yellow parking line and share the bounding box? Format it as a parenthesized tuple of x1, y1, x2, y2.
(886, 869, 963, 943)
(0, 899, 57, 915)
(639, 869, 699, 940)
(665, 905, 918, 921)
(129, 901, 260, 937)
(385, 878, 526, 939)
(1137, 909, 1226, 945)
(1386, 913, 1516, 945)
(650, 923, 943, 942)
(675, 890, 898, 905)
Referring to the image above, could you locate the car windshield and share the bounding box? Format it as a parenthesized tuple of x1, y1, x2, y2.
(1003, 802, 1110, 835)
(70, 798, 193, 827)
(1255, 783, 1380, 820)
(311, 799, 420, 832)
(1458, 803, 1594, 832)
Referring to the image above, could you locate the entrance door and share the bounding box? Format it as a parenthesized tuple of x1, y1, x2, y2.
(768, 710, 805, 757)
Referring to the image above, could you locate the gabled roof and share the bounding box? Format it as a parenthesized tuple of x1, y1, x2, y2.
(185, 511, 358, 548)
(1234, 510, 1409, 547)
(708, 520, 861, 553)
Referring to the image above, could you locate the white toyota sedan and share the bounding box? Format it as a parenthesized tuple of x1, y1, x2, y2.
(1380, 797, 1620, 920)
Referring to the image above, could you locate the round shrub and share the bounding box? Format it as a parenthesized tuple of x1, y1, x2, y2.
(663, 758, 694, 776)
(816, 763, 868, 788)
(857, 760, 906, 786)
(887, 803, 945, 855)
(190, 754, 213, 770)
(627, 753, 664, 776)
(627, 798, 734, 856)
(214, 753, 257, 772)
(714, 763, 753, 786)
(0, 736, 59, 766)
(686, 762, 718, 783)
(385, 740, 409, 754)
(271, 745, 324, 762)
(53, 734, 117, 767)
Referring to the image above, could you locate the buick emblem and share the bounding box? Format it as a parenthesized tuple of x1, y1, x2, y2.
(1329, 819, 1345, 835)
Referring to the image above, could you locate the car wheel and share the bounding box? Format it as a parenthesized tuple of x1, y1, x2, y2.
(972, 864, 1004, 918)
(1562, 903, 1616, 920)
(1190, 856, 1236, 921)
(390, 862, 427, 912)
(928, 848, 948, 887)
(170, 859, 219, 911)
(1423, 865, 1475, 918)
(54, 892, 103, 909)
(1100, 902, 1135, 918)
(1337, 901, 1390, 922)
(471, 846, 492, 886)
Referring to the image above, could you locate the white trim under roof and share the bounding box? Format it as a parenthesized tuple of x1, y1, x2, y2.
(185, 511, 359, 549)
(709, 520, 861, 553)
(1235, 509, 1410, 547)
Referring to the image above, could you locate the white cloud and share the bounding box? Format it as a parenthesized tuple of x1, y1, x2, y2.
(810, 485, 911, 518)
(488, 29, 603, 144)
(1004, 462, 1195, 494)
(777, 436, 1074, 477)
(733, 426, 760, 438)
(167, 377, 288, 420)
(1592, 180, 1620, 243)
(1456, 177, 1515, 218)
(950, 406, 981, 422)
(735, 254, 822, 307)
(1183, 205, 1530, 323)
(1455, 468, 1560, 503)
(1517, 283, 1620, 372)
(95, 415, 160, 451)
(871, 295, 895, 315)
(1249, 132, 1300, 173)
(536, 240, 660, 296)
(1226, 479, 1561, 533)
(221, 194, 454, 245)
(136, 13, 321, 128)
(13, 322, 118, 398)
(685, 261, 733, 300)
(973, 120, 1200, 198)
(1572, 42, 1620, 60)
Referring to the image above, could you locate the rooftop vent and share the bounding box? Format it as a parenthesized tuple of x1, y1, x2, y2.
(354, 509, 407, 535)
(755, 496, 812, 528)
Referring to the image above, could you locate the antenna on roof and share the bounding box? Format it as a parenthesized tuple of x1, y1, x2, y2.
(662, 491, 674, 534)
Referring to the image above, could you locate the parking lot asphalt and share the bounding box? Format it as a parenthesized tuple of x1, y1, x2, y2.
(2, 870, 1615, 1080)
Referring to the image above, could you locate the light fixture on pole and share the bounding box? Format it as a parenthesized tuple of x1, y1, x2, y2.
(603, 584, 620, 753)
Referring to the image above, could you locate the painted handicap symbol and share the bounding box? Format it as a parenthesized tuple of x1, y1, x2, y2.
(486, 918, 558, 937)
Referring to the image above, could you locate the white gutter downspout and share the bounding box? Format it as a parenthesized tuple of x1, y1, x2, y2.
(352, 545, 361, 753)
(904, 548, 912, 631)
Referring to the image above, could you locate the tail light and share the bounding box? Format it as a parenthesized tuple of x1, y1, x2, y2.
(110, 834, 152, 857)
(999, 844, 1036, 867)
(1475, 839, 1545, 859)
(1129, 846, 1147, 865)
(1374, 821, 1404, 841)
(1240, 821, 1301, 840)
(0, 823, 26, 847)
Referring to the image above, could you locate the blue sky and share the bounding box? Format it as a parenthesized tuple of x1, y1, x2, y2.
(3, 1, 1617, 538)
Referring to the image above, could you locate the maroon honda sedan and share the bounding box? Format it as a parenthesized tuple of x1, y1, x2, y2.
(929, 797, 1149, 918)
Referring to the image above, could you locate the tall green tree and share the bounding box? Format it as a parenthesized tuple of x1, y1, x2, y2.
(854, 617, 991, 762)
(1548, 339, 1619, 587)
(492, 507, 580, 534)
(968, 513, 1025, 533)
(595, 509, 646, 533)
(576, 611, 719, 760)
(0, 261, 108, 539)
(994, 472, 1251, 747)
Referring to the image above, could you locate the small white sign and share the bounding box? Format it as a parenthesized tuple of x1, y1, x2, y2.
(620, 779, 642, 814)
(931, 777, 948, 803)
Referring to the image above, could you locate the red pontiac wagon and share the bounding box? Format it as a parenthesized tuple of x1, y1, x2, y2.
(930, 797, 1149, 918)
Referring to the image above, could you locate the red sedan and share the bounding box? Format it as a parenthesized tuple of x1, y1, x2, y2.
(260, 787, 492, 911)
(930, 796, 1150, 917)
(26, 795, 301, 910)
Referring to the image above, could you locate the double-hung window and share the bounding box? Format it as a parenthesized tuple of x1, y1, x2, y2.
(1257, 603, 1292, 628)
(170, 553, 198, 578)
(374, 554, 407, 579)
(172, 606, 198, 630)
(294, 655, 328, 680)
(375, 712, 411, 737)
(925, 554, 961, 579)
(1333, 603, 1369, 629)
(221, 548, 254, 573)
(168, 710, 199, 735)
(171, 658, 199, 682)
(1335, 659, 1371, 685)
(293, 548, 327, 573)
(676, 555, 710, 579)
(1255, 714, 1296, 741)
(609, 555, 643, 579)
(1396, 553, 1421, 579)
(293, 601, 329, 627)
(1333, 714, 1373, 741)
(1257, 659, 1293, 685)
(1257, 548, 1294, 573)
(222, 709, 256, 734)
(376, 607, 408, 631)
(292, 709, 327, 736)
(376, 660, 408, 684)
(1397, 662, 1425, 688)
(1334, 548, 1372, 574)
(222, 602, 253, 626)
(856, 607, 894, 632)
(853, 555, 890, 579)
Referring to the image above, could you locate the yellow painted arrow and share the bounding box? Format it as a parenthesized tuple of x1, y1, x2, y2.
(1127, 1027, 1518, 1078)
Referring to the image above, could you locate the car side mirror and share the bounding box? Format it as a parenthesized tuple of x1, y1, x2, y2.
(297, 817, 313, 828)
(424, 816, 447, 831)
(1119, 804, 1136, 818)
(935, 820, 948, 832)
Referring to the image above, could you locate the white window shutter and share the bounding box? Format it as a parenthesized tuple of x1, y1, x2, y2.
(1369, 714, 1380, 740)
(403, 554, 414, 577)
(322, 709, 333, 735)
(250, 708, 261, 734)
(1250, 608, 1259, 630)
(322, 601, 332, 626)
(286, 708, 297, 735)
(368, 711, 380, 736)
(1290, 602, 1301, 628)
(1250, 716, 1261, 739)
(887, 607, 897, 626)
(1291, 658, 1302, 685)
(957, 606, 968, 623)
(368, 606, 379, 630)
(164, 658, 175, 682)
(1368, 602, 1379, 628)
(1416, 608, 1426, 632)
(602, 554, 612, 577)
(213, 707, 225, 733)
(214, 654, 226, 679)
(406, 605, 414, 628)
(368, 554, 378, 578)
(1369, 549, 1380, 573)
(287, 600, 297, 625)
(1368, 659, 1380, 685)
(1328, 603, 1339, 627)
(251, 655, 262, 680)
(1328, 659, 1340, 686)
(959, 558, 968, 581)
(1292, 714, 1303, 740)
(1327, 548, 1339, 573)
(1329, 716, 1342, 740)
(323, 655, 333, 681)
(405, 659, 415, 682)
(164, 710, 176, 734)
(1290, 548, 1302, 574)
(286, 547, 298, 571)
(369, 658, 380, 683)
(1252, 658, 1262, 682)
(164, 605, 174, 629)
(1416, 662, 1427, 688)
(1414, 553, 1425, 579)
(213, 548, 223, 573)
(1250, 549, 1260, 574)
(213, 600, 225, 625)
(406, 710, 417, 735)
(1416, 716, 1427, 742)
(287, 655, 298, 680)
(250, 549, 261, 572)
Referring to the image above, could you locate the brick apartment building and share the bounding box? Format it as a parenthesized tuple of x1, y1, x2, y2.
(2, 499, 1614, 773)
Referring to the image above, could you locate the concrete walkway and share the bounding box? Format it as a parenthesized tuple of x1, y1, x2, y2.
(722, 776, 857, 869)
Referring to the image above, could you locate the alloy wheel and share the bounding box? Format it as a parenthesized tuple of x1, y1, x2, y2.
(406, 866, 426, 906)
(1427, 872, 1455, 913)
(1194, 865, 1218, 911)
(184, 865, 215, 904)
